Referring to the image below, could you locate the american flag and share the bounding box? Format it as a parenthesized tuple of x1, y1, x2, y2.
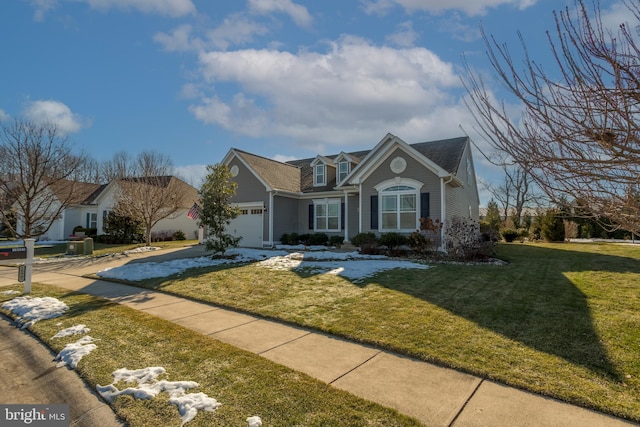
(187, 203, 201, 220)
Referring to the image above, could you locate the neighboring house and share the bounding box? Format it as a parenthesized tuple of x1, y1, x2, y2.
(221, 133, 480, 248)
(94, 176, 200, 241)
(15, 176, 199, 241)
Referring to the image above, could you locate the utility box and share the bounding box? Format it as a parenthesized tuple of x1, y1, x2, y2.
(83, 237, 94, 255)
(66, 241, 83, 255)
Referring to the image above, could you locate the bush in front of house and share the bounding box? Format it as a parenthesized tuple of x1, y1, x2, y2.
(379, 232, 408, 254)
(280, 233, 299, 245)
(500, 228, 518, 242)
(445, 216, 496, 260)
(102, 212, 144, 244)
(173, 230, 186, 241)
(329, 235, 344, 248)
(308, 232, 329, 246)
(407, 231, 433, 254)
(351, 232, 381, 255)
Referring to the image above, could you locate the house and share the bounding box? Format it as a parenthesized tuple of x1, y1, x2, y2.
(221, 133, 480, 248)
(94, 176, 200, 241)
(14, 176, 199, 242)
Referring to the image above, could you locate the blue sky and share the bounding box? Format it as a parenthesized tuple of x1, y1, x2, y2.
(0, 0, 629, 204)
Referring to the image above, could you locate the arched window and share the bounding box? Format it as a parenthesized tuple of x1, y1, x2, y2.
(376, 183, 420, 231)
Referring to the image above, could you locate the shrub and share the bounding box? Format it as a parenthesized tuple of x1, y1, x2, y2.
(102, 212, 144, 244)
(500, 228, 518, 242)
(379, 232, 408, 254)
(445, 217, 496, 260)
(308, 232, 329, 246)
(540, 210, 565, 242)
(173, 230, 186, 241)
(351, 232, 380, 255)
(297, 234, 311, 245)
(280, 233, 291, 245)
(407, 231, 434, 254)
(329, 235, 344, 248)
(517, 228, 528, 242)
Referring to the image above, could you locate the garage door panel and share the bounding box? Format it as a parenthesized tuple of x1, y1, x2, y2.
(226, 205, 263, 248)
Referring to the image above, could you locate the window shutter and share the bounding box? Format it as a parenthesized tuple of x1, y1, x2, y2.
(86, 213, 90, 228)
(308, 204, 314, 230)
(370, 195, 378, 230)
(341, 202, 345, 230)
(420, 193, 430, 219)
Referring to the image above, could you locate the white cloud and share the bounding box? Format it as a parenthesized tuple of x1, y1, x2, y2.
(248, 0, 313, 28)
(207, 14, 270, 50)
(386, 21, 419, 47)
(22, 100, 87, 134)
(154, 24, 200, 52)
(173, 164, 207, 187)
(30, 0, 58, 21)
(189, 36, 471, 149)
(0, 109, 9, 122)
(362, 0, 538, 16)
(72, 0, 195, 17)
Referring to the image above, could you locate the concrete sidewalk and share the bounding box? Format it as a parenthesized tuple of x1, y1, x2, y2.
(0, 246, 637, 426)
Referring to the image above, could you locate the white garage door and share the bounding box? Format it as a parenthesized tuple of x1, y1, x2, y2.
(226, 205, 264, 248)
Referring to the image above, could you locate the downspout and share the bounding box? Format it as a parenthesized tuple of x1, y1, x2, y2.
(440, 175, 454, 251)
(268, 191, 276, 247)
(358, 183, 363, 233)
(343, 191, 349, 243)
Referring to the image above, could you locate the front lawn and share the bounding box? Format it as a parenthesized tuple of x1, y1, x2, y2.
(0, 284, 421, 426)
(133, 242, 640, 422)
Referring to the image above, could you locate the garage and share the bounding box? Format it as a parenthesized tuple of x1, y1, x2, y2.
(225, 204, 264, 248)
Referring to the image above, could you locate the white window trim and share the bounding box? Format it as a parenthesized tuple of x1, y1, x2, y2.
(338, 161, 350, 183)
(374, 178, 423, 232)
(313, 198, 341, 231)
(314, 164, 326, 186)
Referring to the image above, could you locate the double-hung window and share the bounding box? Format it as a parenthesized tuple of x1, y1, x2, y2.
(314, 164, 326, 186)
(380, 185, 417, 231)
(314, 199, 340, 231)
(338, 161, 350, 183)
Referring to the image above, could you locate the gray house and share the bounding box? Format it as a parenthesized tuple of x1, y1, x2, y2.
(221, 133, 480, 248)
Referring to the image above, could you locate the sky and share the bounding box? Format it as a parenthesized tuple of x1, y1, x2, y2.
(0, 0, 630, 205)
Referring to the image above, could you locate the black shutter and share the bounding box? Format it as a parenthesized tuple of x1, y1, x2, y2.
(420, 193, 430, 219)
(341, 202, 345, 230)
(308, 204, 314, 230)
(370, 195, 378, 230)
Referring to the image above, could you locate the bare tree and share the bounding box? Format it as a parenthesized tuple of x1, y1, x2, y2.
(109, 151, 193, 246)
(0, 119, 85, 238)
(464, 0, 640, 234)
(478, 152, 545, 226)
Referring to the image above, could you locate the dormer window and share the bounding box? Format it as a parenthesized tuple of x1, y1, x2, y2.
(338, 161, 350, 183)
(314, 164, 326, 186)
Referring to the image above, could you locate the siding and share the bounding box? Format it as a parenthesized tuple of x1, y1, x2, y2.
(361, 147, 443, 233)
(273, 196, 299, 241)
(228, 158, 271, 242)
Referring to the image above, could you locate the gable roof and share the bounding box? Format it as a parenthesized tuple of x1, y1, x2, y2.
(225, 134, 469, 194)
(48, 180, 106, 205)
(231, 149, 302, 193)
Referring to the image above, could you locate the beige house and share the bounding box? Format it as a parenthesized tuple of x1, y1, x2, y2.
(221, 133, 480, 248)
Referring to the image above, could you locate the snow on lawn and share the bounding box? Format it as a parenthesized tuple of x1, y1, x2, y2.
(52, 324, 90, 338)
(97, 367, 221, 426)
(1, 296, 69, 329)
(97, 248, 427, 282)
(54, 335, 98, 369)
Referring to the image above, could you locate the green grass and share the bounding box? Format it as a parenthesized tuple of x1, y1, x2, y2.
(128, 242, 640, 422)
(22, 239, 199, 258)
(0, 284, 421, 427)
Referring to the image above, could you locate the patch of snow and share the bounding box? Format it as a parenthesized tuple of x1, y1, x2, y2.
(1, 296, 69, 329)
(54, 335, 98, 369)
(169, 392, 222, 426)
(97, 248, 426, 282)
(1, 290, 20, 295)
(247, 416, 262, 427)
(124, 246, 161, 254)
(97, 367, 221, 426)
(257, 252, 428, 282)
(52, 324, 90, 338)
